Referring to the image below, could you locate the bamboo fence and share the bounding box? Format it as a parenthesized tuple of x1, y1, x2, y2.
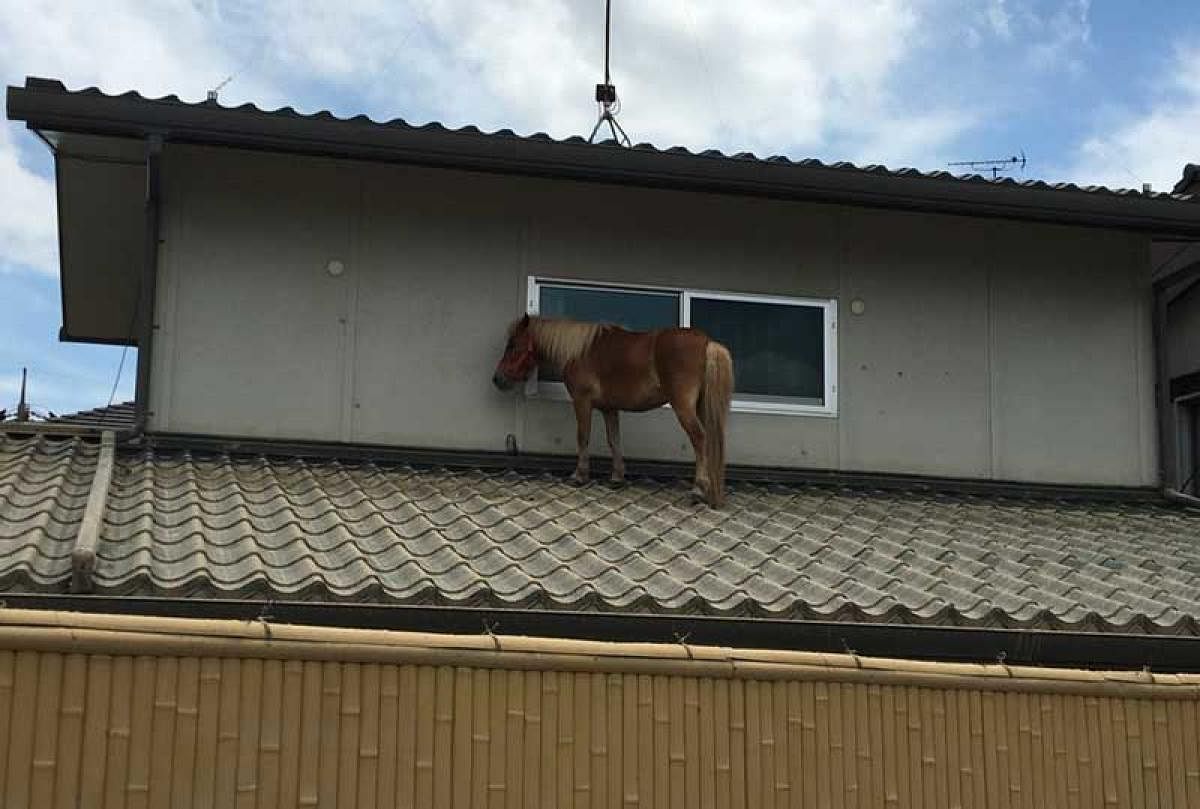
(0, 609, 1196, 808)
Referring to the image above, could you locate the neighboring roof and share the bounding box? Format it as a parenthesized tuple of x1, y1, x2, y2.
(8, 77, 1200, 236)
(3, 432, 1199, 636)
(1175, 163, 1200, 195)
(43, 401, 135, 431)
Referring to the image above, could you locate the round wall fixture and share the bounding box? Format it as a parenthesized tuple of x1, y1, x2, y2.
(850, 298, 866, 315)
(327, 259, 345, 277)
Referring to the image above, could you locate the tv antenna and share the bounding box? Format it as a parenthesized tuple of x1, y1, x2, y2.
(948, 150, 1027, 180)
(588, 0, 631, 146)
(207, 74, 234, 103)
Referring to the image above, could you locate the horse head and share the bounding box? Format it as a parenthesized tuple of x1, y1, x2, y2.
(493, 314, 537, 391)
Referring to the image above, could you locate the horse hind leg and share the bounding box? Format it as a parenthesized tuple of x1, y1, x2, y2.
(602, 409, 625, 485)
(670, 396, 709, 504)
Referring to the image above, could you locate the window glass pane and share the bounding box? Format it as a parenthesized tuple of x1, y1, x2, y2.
(538, 285, 680, 331)
(689, 297, 825, 403)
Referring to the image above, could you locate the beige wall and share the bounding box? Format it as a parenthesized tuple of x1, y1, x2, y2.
(150, 146, 1157, 486)
(2, 611, 1199, 809)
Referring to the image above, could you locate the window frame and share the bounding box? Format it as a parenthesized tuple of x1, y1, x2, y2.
(525, 276, 838, 417)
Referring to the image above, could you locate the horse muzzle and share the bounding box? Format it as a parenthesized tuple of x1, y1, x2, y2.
(493, 372, 515, 391)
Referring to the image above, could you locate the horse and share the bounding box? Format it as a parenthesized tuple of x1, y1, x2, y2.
(492, 314, 734, 507)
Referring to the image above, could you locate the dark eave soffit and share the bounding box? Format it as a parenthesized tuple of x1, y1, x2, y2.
(8, 77, 1200, 237)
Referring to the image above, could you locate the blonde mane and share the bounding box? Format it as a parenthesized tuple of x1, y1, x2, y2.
(526, 317, 605, 371)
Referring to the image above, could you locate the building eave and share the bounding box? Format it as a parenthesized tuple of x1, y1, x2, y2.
(8, 77, 1200, 237)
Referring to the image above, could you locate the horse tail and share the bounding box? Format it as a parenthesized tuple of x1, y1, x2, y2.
(701, 340, 734, 507)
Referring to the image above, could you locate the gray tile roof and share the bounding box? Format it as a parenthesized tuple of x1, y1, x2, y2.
(12, 78, 1200, 206)
(3, 432, 1200, 634)
(43, 402, 135, 431)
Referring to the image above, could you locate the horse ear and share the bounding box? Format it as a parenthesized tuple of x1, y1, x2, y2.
(520, 313, 530, 327)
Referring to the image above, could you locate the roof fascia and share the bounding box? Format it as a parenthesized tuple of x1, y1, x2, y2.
(9, 79, 1200, 237)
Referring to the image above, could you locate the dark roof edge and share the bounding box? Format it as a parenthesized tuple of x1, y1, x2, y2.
(135, 430, 1166, 503)
(8, 77, 1200, 236)
(4, 594, 1199, 672)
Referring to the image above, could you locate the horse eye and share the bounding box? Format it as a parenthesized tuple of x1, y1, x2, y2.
(505, 339, 514, 351)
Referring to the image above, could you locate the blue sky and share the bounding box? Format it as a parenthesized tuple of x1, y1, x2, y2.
(1, 0, 1198, 416)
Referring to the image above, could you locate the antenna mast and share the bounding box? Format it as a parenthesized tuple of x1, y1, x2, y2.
(947, 151, 1027, 180)
(588, 0, 631, 146)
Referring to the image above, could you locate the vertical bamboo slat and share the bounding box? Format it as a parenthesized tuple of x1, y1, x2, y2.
(506, 670, 526, 809)
(296, 661, 323, 809)
(54, 654, 87, 809)
(147, 656, 178, 809)
(881, 685, 899, 809)
(1181, 698, 1200, 808)
(541, 671, 557, 809)
(436, 666, 455, 809)
(378, 664, 401, 809)
(488, 668, 507, 809)
(905, 688, 923, 809)
(815, 682, 830, 809)
(359, 663, 381, 809)
(829, 682, 845, 809)
(621, 673, 637, 808)
(171, 658, 201, 809)
(0, 651, 13, 800)
(525, 672, 542, 809)
(730, 681, 746, 809)
(1139, 700, 1160, 809)
(125, 656, 156, 809)
(608, 673, 622, 809)
(592, 672, 608, 809)
(867, 685, 884, 809)
(473, 668, 492, 809)
(638, 674, 654, 809)
(453, 667, 475, 809)
(257, 659, 283, 809)
(770, 681, 787, 809)
(654, 676, 670, 809)
(699, 678, 716, 809)
(235, 657, 263, 809)
(398, 664, 418, 809)
(105, 656, 134, 809)
(669, 676, 685, 809)
(558, 672, 574, 809)
(337, 663, 362, 809)
(686, 677, 701, 809)
(745, 680, 761, 809)
(943, 687, 961, 809)
(714, 678, 731, 809)
(192, 658, 221, 809)
(415, 665, 437, 809)
(79, 655, 113, 809)
(317, 661, 342, 809)
(29, 651, 63, 808)
(576, 672, 592, 809)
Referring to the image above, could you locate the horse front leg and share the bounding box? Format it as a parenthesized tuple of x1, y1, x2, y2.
(570, 396, 594, 485)
(602, 409, 624, 485)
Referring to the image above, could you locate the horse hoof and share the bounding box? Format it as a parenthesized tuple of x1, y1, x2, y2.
(567, 475, 588, 487)
(689, 487, 707, 504)
(607, 478, 626, 489)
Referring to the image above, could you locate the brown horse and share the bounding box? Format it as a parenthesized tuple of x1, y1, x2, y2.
(492, 315, 734, 507)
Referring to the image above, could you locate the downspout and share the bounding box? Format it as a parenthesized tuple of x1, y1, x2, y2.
(130, 134, 163, 440)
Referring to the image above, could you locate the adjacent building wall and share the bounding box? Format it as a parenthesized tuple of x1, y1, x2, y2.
(149, 146, 1156, 486)
(1, 611, 1198, 808)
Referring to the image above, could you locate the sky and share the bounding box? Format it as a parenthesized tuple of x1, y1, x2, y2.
(1, 0, 1198, 417)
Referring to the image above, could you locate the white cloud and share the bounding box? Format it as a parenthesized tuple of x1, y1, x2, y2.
(1062, 45, 1200, 192)
(987, 0, 1012, 40)
(0, 126, 56, 275)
